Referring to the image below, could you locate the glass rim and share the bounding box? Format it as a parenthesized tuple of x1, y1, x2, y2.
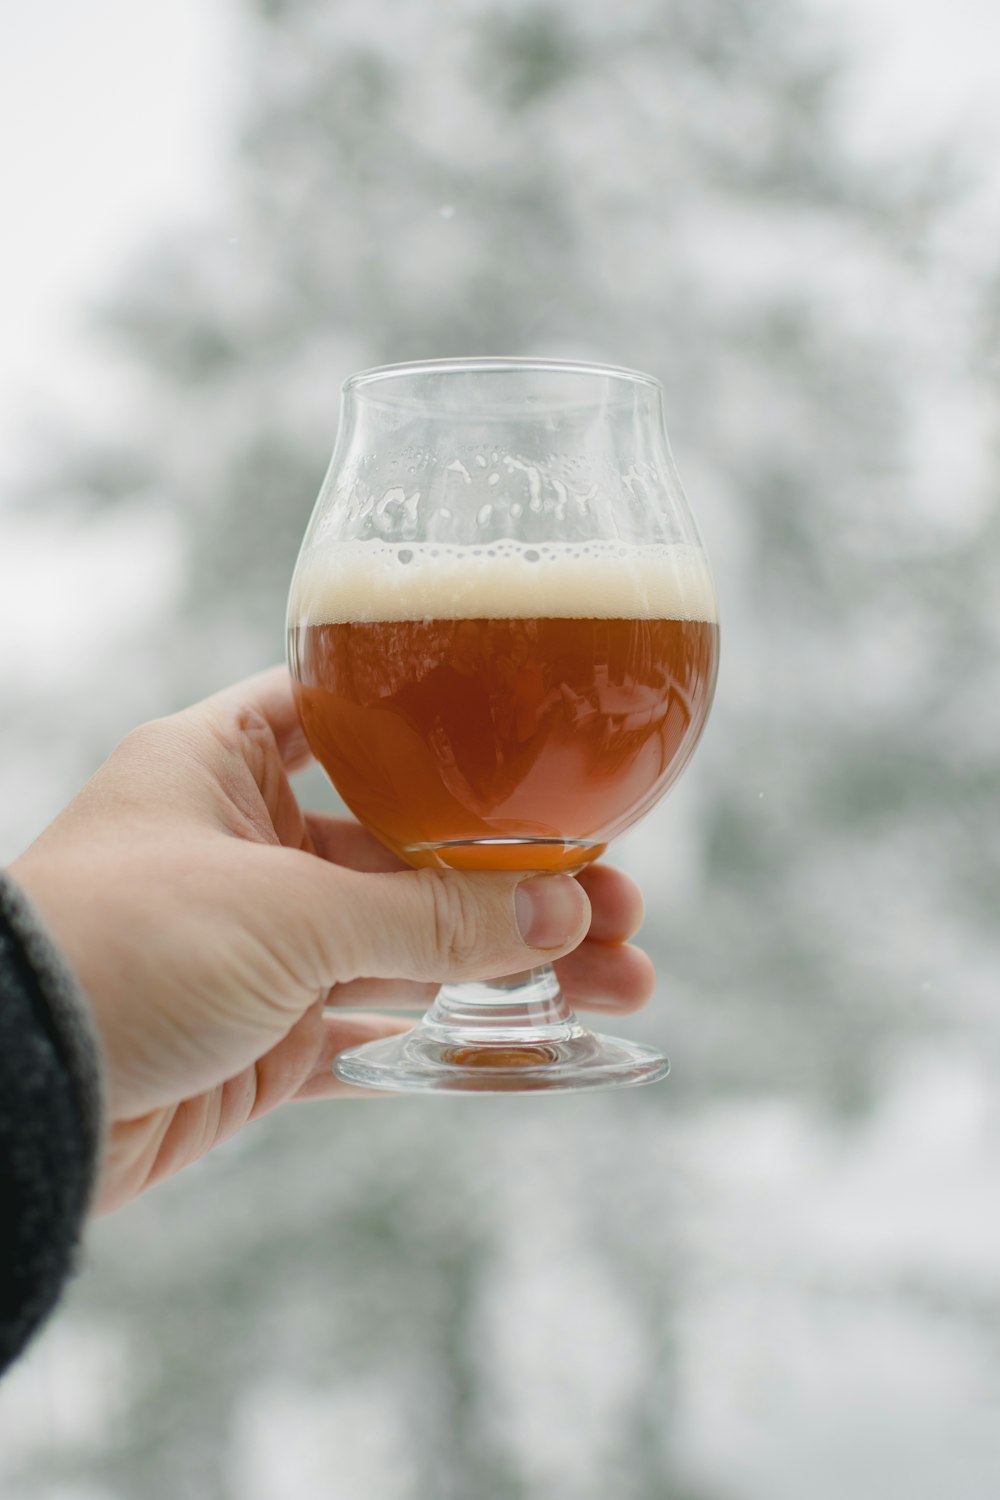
(342, 356, 662, 394)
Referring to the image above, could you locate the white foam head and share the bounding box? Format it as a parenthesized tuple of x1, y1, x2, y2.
(289, 538, 718, 624)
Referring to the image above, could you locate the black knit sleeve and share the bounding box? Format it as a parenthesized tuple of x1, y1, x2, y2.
(0, 872, 106, 1376)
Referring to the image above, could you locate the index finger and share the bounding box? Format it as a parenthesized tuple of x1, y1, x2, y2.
(198, 666, 313, 773)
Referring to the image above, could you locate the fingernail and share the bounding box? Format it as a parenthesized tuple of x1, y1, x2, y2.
(515, 875, 585, 949)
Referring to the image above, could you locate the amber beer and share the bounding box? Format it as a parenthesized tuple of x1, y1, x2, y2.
(288, 541, 718, 873)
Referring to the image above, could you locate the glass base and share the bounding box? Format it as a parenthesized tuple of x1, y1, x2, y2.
(333, 964, 668, 1094)
(334, 1019, 668, 1094)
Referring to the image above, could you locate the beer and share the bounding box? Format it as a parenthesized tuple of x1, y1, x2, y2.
(288, 539, 718, 873)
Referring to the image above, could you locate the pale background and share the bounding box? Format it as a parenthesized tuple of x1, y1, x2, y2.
(2, 1, 999, 1496)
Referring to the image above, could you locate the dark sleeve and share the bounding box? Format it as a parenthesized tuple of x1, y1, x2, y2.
(0, 871, 106, 1376)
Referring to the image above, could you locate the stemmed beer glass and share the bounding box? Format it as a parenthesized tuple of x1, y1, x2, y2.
(287, 358, 718, 1093)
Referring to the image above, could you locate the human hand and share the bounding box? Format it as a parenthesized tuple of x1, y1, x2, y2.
(10, 669, 655, 1212)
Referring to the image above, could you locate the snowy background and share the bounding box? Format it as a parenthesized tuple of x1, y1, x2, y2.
(2, 0, 999, 1496)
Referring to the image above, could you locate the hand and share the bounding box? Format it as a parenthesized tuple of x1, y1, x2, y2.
(10, 669, 656, 1212)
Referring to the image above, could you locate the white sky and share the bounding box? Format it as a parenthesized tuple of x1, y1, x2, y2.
(809, 0, 1000, 157)
(0, 0, 236, 485)
(1, 0, 999, 494)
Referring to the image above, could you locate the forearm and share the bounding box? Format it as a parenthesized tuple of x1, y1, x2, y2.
(0, 871, 106, 1376)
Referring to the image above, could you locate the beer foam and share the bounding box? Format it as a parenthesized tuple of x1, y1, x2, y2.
(290, 539, 718, 624)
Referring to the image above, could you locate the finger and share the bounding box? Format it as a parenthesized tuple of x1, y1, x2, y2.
(555, 941, 657, 1014)
(303, 813, 409, 873)
(290, 859, 592, 989)
(292, 1012, 414, 1100)
(575, 863, 645, 944)
(198, 666, 313, 773)
(324, 941, 656, 1015)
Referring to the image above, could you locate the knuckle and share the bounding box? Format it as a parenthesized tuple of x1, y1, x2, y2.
(201, 703, 272, 770)
(114, 719, 164, 757)
(419, 870, 486, 974)
(227, 704, 276, 755)
(104, 719, 177, 784)
(117, 714, 195, 766)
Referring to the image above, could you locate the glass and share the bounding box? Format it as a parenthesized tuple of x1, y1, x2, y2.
(287, 358, 719, 1092)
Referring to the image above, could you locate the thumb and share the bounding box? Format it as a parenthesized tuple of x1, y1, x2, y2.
(304, 866, 591, 987)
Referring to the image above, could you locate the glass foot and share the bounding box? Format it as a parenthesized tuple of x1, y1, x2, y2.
(333, 1027, 668, 1094)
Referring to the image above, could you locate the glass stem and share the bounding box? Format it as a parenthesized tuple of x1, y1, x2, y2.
(421, 964, 587, 1050)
